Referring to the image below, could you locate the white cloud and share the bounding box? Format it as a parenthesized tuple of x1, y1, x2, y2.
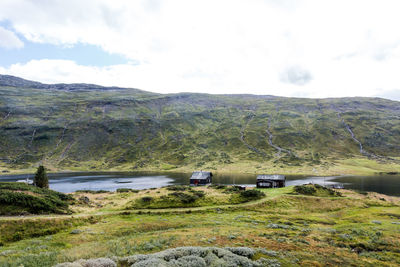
(280, 66, 312, 86)
(0, 26, 23, 49)
(376, 89, 400, 101)
(1, 0, 400, 99)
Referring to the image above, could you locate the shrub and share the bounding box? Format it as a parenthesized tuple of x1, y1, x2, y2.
(294, 185, 316, 195)
(75, 190, 109, 194)
(116, 188, 139, 193)
(0, 191, 65, 214)
(56, 246, 281, 267)
(0, 182, 73, 201)
(65, 247, 280, 267)
(294, 184, 342, 197)
(0, 182, 72, 215)
(55, 258, 116, 267)
(240, 189, 265, 200)
(166, 185, 190, 191)
(174, 256, 206, 266)
(169, 192, 198, 204)
(224, 187, 241, 193)
(209, 184, 226, 189)
(141, 196, 153, 202)
(192, 190, 205, 198)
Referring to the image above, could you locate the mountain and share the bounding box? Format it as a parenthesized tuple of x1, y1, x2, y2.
(0, 74, 147, 92)
(0, 74, 399, 175)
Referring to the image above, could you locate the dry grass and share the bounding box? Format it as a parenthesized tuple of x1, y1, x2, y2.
(1, 186, 400, 266)
(70, 186, 241, 213)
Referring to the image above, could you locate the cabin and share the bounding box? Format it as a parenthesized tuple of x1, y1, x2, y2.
(256, 174, 285, 188)
(190, 171, 212, 186)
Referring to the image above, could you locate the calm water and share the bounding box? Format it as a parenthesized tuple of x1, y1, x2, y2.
(0, 172, 399, 196)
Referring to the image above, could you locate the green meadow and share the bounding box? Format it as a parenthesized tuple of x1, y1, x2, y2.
(0, 184, 399, 266)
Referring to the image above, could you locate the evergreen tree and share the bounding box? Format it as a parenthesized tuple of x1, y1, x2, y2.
(34, 165, 49, 188)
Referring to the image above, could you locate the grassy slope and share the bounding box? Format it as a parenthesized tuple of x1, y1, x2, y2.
(1, 78, 400, 175)
(0, 182, 72, 215)
(0, 185, 399, 266)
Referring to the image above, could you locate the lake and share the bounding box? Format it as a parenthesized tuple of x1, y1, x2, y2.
(0, 172, 399, 196)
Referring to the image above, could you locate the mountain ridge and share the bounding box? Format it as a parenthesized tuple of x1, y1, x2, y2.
(0, 74, 399, 175)
(2, 74, 398, 102)
(0, 74, 148, 93)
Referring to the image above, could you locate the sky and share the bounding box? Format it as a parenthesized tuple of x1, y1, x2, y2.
(0, 0, 400, 100)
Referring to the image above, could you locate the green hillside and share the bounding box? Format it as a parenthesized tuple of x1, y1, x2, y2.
(0, 182, 72, 215)
(0, 75, 399, 175)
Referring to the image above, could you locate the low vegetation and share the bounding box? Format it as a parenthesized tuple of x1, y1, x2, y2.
(0, 185, 399, 266)
(0, 216, 99, 244)
(0, 182, 73, 215)
(56, 246, 280, 267)
(127, 185, 265, 209)
(293, 184, 342, 197)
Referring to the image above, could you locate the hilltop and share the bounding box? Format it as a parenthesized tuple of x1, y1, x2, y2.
(0, 74, 400, 175)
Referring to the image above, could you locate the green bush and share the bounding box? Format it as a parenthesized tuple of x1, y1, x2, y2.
(75, 190, 110, 194)
(166, 185, 190, 191)
(240, 189, 265, 200)
(294, 185, 317, 195)
(0, 182, 72, 215)
(0, 182, 73, 201)
(209, 184, 226, 189)
(116, 188, 139, 193)
(141, 196, 153, 202)
(192, 190, 205, 198)
(294, 184, 342, 197)
(224, 187, 241, 194)
(168, 192, 198, 204)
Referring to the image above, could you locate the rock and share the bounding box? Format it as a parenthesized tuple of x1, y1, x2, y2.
(79, 196, 90, 204)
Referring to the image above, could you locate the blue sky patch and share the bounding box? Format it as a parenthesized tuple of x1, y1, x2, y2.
(0, 30, 129, 67)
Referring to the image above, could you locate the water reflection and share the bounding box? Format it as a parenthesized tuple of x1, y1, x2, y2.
(332, 175, 400, 196)
(0, 172, 399, 196)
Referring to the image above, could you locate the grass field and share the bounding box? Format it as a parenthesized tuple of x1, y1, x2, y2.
(0, 184, 399, 266)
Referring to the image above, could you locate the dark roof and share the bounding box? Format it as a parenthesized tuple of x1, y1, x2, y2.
(190, 171, 212, 180)
(257, 174, 285, 181)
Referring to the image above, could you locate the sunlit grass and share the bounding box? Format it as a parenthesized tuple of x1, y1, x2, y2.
(1, 185, 399, 266)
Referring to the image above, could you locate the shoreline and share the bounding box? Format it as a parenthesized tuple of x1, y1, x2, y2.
(0, 169, 397, 177)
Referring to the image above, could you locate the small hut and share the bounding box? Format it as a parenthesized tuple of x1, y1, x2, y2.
(190, 171, 212, 186)
(256, 174, 285, 188)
